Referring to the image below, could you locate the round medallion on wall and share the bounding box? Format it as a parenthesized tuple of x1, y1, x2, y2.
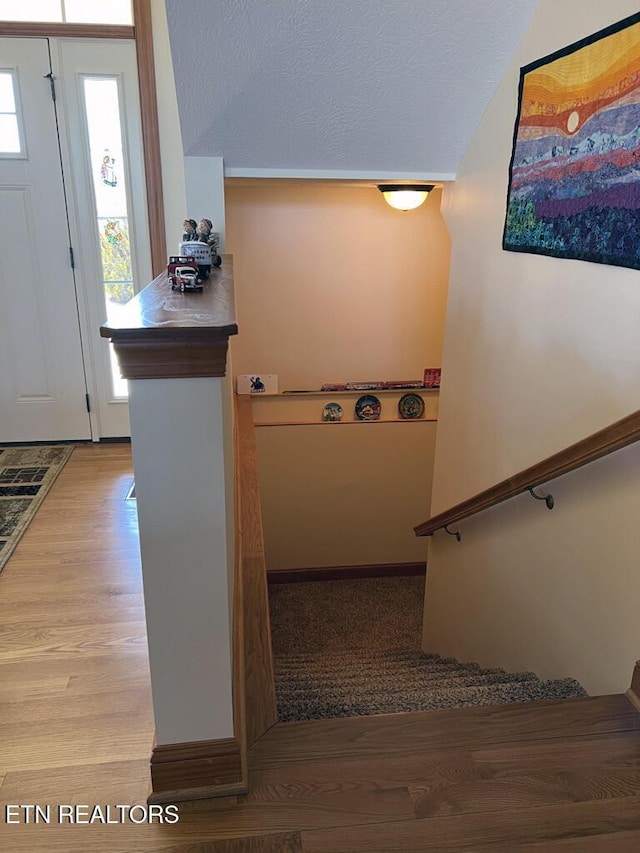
(398, 393, 425, 419)
(355, 394, 381, 421)
(322, 402, 343, 422)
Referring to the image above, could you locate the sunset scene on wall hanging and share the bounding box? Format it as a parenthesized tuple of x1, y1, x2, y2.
(503, 12, 640, 270)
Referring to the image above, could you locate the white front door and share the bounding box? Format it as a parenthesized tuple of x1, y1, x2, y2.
(0, 36, 151, 442)
(0, 37, 91, 442)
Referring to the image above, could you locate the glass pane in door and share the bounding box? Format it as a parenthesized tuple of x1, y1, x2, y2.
(64, 0, 132, 25)
(0, 71, 23, 155)
(0, 0, 62, 21)
(0, 0, 132, 24)
(83, 76, 132, 398)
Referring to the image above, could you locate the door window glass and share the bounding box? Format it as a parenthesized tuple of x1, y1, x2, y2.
(0, 71, 22, 155)
(63, 0, 132, 25)
(83, 76, 132, 398)
(0, 0, 62, 21)
(0, 0, 132, 24)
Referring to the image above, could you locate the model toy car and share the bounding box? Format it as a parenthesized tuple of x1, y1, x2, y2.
(174, 265, 202, 292)
(167, 256, 203, 292)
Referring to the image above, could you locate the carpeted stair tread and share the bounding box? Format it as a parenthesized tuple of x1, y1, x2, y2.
(273, 646, 443, 661)
(276, 669, 542, 699)
(274, 658, 488, 678)
(275, 650, 539, 680)
(274, 647, 587, 721)
(277, 676, 588, 722)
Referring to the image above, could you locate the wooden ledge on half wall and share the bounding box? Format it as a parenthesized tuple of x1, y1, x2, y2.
(100, 255, 237, 380)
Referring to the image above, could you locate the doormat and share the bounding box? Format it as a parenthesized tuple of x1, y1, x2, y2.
(0, 445, 74, 575)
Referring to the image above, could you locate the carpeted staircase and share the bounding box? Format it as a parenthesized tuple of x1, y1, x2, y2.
(274, 645, 587, 722)
(269, 575, 587, 723)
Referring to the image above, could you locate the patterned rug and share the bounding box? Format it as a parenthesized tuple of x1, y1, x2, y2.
(0, 445, 74, 575)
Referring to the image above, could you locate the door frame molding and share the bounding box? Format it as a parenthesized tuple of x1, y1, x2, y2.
(0, 0, 166, 277)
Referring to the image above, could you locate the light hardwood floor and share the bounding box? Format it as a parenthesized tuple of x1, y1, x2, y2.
(1, 443, 640, 852)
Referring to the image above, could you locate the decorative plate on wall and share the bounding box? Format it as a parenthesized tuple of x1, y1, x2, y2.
(322, 402, 343, 422)
(355, 394, 381, 421)
(398, 393, 425, 419)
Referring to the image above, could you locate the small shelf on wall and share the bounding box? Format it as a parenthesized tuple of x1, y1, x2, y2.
(278, 388, 440, 397)
(246, 386, 439, 428)
(254, 417, 438, 427)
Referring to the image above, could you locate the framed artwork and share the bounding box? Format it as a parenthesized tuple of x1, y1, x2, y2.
(503, 12, 640, 270)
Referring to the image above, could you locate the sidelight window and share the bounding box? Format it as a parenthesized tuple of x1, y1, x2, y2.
(83, 76, 133, 398)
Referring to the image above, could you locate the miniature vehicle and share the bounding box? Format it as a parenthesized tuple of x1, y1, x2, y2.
(174, 265, 202, 292)
(167, 256, 203, 292)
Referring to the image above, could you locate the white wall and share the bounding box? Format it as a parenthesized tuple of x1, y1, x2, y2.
(424, 0, 640, 695)
(129, 377, 234, 745)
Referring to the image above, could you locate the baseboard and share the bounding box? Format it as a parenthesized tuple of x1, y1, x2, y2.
(148, 736, 247, 803)
(267, 562, 426, 584)
(626, 661, 640, 714)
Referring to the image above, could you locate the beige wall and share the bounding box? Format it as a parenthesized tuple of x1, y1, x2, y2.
(226, 180, 451, 568)
(425, 0, 640, 694)
(256, 421, 436, 569)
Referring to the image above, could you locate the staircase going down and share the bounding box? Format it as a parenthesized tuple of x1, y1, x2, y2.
(269, 577, 587, 723)
(274, 646, 587, 722)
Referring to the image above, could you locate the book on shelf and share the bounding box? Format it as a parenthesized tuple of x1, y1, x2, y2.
(423, 368, 441, 388)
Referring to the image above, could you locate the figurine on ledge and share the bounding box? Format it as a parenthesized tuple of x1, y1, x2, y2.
(179, 217, 222, 273)
(197, 217, 213, 243)
(196, 217, 222, 268)
(182, 218, 198, 242)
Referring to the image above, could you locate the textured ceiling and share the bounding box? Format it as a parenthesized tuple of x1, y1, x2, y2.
(165, 0, 537, 178)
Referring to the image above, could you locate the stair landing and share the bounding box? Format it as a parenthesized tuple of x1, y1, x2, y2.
(194, 693, 640, 850)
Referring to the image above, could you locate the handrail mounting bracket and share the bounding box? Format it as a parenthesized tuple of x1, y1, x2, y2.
(528, 487, 554, 510)
(443, 525, 462, 542)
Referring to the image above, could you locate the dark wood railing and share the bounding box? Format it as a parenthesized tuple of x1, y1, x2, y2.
(415, 408, 640, 537)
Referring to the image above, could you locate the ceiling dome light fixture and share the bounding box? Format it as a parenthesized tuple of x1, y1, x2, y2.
(378, 184, 434, 211)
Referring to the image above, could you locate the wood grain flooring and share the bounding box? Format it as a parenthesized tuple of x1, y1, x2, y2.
(0, 443, 639, 852)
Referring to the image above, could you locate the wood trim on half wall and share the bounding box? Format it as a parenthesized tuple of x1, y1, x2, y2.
(148, 737, 246, 803)
(132, 0, 167, 276)
(267, 562, 427, 584)
(236, 395, 279, 745)
(100, 259, 237, 380)
(627, 661, 640, 714)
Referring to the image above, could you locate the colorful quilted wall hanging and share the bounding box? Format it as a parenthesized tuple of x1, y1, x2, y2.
(503, 12, 640, 270)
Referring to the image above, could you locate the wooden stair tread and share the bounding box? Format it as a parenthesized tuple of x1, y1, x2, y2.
(168, 833, 304, 852)
(301, 794, 640, 852)
(250, 693, 638, 768)
(505, 829, 640, 850)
